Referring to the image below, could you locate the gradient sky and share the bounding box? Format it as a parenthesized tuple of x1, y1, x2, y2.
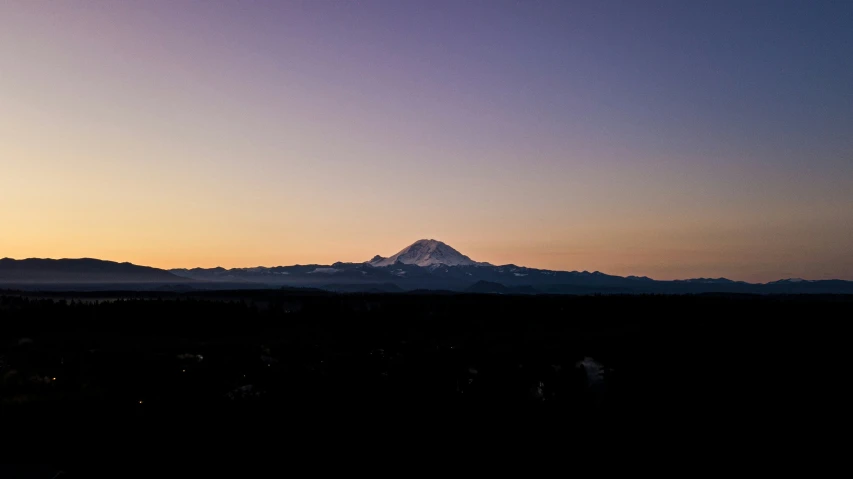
(2, 1, 852, 282)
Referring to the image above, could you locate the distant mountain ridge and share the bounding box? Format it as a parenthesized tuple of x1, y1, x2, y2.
(2, 240, 852, 294)
(673, 277, 742, 284)
(166, 239, 853, 294)
(0, 258, 187, 284)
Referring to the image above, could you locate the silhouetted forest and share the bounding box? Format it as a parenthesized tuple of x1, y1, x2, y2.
(1, 290, 849, 470)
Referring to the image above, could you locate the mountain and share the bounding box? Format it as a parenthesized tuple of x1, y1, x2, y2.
(767, 278, 808, 284)
(3, 241, 852, 294)
(368, 239, 490, 267)
(0, 258, 188, 284)
(168, 237, 853, 295)
(168, 237, 853, 294)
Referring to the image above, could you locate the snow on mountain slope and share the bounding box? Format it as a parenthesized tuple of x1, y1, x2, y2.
(368, 239, 490, 267)
(767, 278, 810, 284)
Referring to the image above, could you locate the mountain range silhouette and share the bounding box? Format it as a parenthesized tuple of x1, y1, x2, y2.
(2, 240, 852, 293)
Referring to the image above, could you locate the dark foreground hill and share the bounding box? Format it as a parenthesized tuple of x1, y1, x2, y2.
(1, 290, 848, 469)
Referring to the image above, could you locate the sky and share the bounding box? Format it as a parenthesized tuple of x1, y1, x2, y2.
(1, 0, 851, 282)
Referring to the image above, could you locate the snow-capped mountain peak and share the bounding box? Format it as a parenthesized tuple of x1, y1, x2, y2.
(368, 239, 490, 267)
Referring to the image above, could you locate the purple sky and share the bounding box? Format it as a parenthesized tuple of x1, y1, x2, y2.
(2, 1, 851, 281)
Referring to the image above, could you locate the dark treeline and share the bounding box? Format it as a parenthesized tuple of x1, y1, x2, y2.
(1, 291, 850, 469)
